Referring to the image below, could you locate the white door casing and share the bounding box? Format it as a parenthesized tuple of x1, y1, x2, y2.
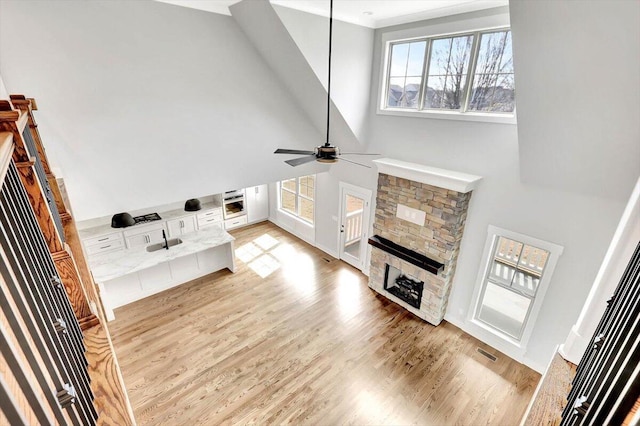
(338, 182, 372, 271)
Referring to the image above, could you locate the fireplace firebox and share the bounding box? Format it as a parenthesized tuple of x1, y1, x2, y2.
(383, 264, 424, 309)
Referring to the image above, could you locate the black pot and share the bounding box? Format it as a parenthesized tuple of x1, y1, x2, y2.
(184, 198, 201, 211)
(111, 212, 135, 228)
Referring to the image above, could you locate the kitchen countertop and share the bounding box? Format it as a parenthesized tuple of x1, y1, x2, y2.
(90, 224, 234, 282)
(79, 202, 222, 239)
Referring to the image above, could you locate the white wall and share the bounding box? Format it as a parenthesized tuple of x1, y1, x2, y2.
(511, 0, 640, 202)
(2, 0, 637, 372)
(0, 75, 8, 99)
(251, 4, 635, 370)
(273, 5, 374, 143)
(332, 6, 633, 372)
(560, 178, 640, 364)
(230, 0, 361, 155)
(270, 5, 378, 256)
(0, 0, 323, 221)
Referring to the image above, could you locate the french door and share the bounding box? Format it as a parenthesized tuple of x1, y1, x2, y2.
(338, 183, 372, 271)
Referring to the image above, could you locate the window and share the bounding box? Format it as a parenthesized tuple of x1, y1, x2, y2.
(279, 175, 315, 225)
(382, 29, 515, 119)
(470, 226, 563, 348)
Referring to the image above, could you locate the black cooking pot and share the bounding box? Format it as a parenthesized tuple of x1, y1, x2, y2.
(184, 198, 201, 211)
(111, 212, 135, 228)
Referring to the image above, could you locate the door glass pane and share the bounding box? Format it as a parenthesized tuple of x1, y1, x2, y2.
(477, 281, 531, 339)
(343, 194, 365, 260)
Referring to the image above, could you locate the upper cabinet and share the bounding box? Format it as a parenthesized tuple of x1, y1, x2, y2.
(246, 184, 269, 224)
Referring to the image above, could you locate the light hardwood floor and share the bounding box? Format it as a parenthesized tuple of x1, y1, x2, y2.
(109, 222, 540, 425)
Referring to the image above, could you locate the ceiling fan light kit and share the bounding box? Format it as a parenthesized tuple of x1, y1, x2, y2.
(274, 0, 376, 168)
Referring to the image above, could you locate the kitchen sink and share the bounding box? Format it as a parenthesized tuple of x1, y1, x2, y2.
(146, 238, 183, 252)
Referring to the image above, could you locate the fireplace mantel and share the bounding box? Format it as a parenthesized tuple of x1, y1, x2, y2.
(372, 158, 482, 194)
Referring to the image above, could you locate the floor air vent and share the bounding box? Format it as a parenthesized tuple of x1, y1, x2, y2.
(477, 347, 498, 362)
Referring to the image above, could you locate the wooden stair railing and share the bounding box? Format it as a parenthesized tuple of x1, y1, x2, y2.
(0, 131, 98, 424)
(0, 99, 98, 330)
(0, 95, 136, 424)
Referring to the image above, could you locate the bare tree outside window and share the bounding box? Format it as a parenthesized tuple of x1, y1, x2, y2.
(468, 31, 515, 112)
(383, 29, 515, 115)
(425, 35, 473, 110)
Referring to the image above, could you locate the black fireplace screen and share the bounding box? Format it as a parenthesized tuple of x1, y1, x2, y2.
(384, 264, 424, 309)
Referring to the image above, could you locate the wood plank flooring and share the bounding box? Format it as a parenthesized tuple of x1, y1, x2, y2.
(522, 353, 576, 425)
(109, 222, 540, 425)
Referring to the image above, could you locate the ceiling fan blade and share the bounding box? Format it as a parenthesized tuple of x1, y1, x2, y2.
(338, 157, 371, 168)
(275, 148, 316, 155)
(339, 152, 381, 156)
(285, 155, 317, 167)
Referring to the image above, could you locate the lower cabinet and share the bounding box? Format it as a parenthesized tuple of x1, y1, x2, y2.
(123, 222, 167, 249)
(169, 253, 200, 283)
(197, 208, 223, 229)
(138, 262, 172, 290)
(99, 243, 235, 321)
(167, 215, 197, 238)
(225, 215, 248, 230)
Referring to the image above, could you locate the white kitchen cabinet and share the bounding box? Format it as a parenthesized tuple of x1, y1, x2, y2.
(167, 215, 197, 237)
(224, 215, 248, 230)
(246, 184, 269, 223)
(82, 230, 125, 257)
(169, 253, 200, 283)
(138, 262, 172, 291)
(197, 207, 223, 229)
(123, 222, 167, 249)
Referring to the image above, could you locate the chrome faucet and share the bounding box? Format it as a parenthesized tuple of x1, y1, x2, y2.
(162, 229, 169, 250)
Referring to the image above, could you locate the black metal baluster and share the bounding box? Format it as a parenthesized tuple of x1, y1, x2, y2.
(0, 261, 67, 424)
(561, 242, 640, 425)
(0, 165, 94, 424)
(21, 127, 65, 243)
(3, 167, 97, 422)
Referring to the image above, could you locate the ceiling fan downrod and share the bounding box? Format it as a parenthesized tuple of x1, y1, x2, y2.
(324, 0, 333, 148)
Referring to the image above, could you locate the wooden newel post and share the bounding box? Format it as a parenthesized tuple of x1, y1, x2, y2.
(10, 95, 71, 223)
(0, 99, 98, 330)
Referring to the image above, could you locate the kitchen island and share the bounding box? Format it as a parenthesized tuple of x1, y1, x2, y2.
(90, 224, 235, 320)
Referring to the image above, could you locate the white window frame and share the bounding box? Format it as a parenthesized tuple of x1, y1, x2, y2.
(278, 175, 315, 226)
(466, 225, 564, 360)
(378, 27, 517, 125)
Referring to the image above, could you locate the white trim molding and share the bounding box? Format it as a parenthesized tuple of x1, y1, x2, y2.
(463, 225, 564, 371)
(559, 177, 640, 364)
(373, 158, 482, 193)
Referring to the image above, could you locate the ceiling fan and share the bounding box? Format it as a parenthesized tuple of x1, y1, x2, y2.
(274, 0, 378, 168)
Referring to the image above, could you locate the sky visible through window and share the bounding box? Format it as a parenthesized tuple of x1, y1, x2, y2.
(386, 30, 515, 113)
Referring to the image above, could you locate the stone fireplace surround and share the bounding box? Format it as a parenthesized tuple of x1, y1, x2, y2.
(369, 159, 482, 326)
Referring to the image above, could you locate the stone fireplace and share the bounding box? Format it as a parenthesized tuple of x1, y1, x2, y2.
(368, 158, 481, 326)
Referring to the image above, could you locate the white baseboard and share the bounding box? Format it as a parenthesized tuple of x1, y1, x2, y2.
(444, 313, 546, 373)
(315, 242, 338, 259)
(267, 218, 315, 247)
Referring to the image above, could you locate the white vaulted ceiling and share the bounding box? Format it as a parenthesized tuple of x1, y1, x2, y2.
(155, 0, 508, 28)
